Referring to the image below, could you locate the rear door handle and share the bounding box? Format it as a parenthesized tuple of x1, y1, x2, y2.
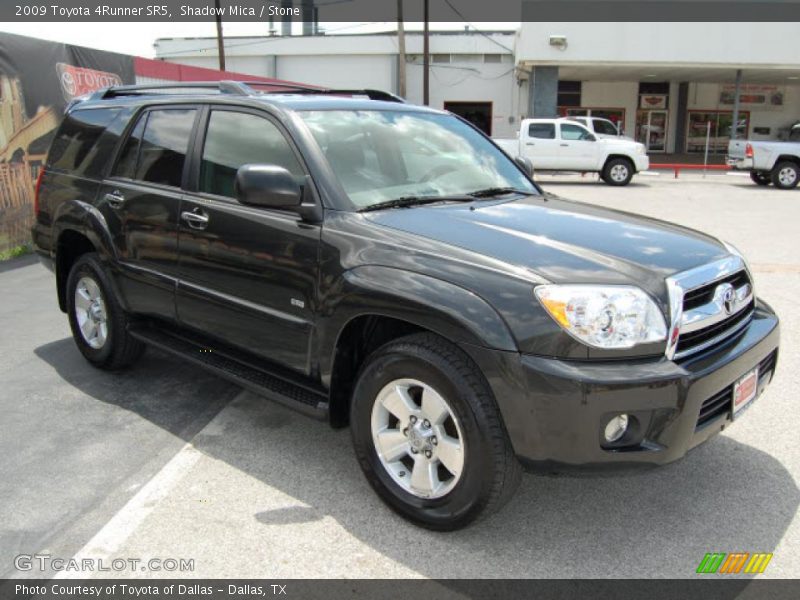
(181, 210, 210, 230)
(104, 191, 125, 208)
(525, 142, 536, 146)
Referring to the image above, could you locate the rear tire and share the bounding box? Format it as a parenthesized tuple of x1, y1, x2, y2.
(602, 157, 634, 186)
(66, 253, 144, 370)
(750, 171, 771, 186)
(771, 161, 799, 189)
(350, 333, 521, 531)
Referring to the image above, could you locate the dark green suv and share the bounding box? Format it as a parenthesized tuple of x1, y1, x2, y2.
(32, 81, 779, 529)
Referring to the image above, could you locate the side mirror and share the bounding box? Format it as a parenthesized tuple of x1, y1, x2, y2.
(514, 155, 534, 178)
(584, 133, 597, 142)
(235, 164, 302, 209)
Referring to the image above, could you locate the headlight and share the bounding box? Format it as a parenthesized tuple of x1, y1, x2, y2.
(636, 144, 646, 155)
(535, 285, 667, 349)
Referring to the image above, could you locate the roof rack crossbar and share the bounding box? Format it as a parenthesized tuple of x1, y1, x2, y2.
(94, 80, 318, 99)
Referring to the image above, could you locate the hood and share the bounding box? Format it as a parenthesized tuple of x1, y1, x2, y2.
(601, 136, 643, 149)
(363, 195, 729, 288)
(597, 134, 635, 142)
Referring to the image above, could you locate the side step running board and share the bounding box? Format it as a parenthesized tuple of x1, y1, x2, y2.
(129, 325, 329, 420)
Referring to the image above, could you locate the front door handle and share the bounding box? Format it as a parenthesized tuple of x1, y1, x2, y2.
(181, 210, 210, 230)
(104, 191, 125, 208)
(560, 143, 569, 147)
(525, 142, 536, 146)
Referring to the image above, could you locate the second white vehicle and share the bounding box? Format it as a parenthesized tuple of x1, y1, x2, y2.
(495, 118, 649, 186)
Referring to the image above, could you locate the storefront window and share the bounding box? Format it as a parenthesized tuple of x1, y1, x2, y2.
(687, 110, 750, 154)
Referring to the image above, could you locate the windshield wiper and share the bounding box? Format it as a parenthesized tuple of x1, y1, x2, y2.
(467, 187, 536, 198)
(358, 195, 473, 213)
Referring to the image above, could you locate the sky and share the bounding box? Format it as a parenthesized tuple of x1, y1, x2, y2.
(0, 22, 517, 58)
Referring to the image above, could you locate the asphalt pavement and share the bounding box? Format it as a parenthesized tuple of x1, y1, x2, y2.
(1, 172, 798, 579)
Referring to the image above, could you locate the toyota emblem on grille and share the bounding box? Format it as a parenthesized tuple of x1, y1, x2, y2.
(718, 283, 736, 315)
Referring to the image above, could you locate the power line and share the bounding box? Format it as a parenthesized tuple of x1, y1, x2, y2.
(157, 22, 385, 57)
(442, 0, 515, 53)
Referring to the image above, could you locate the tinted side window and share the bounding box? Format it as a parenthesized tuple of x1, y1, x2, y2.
(199, 110, 303, 198)
(113, 113, 146, 180)
(528, 123, 555, 139)
(112, 108, 196, 187)
(136, 109, 196, 187)
(560, 123, 592, 141)
(48, 108, 120, 176)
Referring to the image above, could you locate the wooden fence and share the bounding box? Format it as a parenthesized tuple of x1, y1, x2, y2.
(0, 162, 35, 253)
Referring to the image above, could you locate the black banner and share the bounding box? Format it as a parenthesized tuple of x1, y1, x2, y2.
(2, 0, 800, 22)
(0, 32, 135, 253)
(0, 32, 135, 118)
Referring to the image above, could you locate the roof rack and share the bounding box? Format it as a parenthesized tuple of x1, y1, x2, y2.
(91, 80, 405, 103)
(270, 88, 407, 103)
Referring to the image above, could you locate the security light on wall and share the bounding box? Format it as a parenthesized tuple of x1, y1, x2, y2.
(549, 36, 568, 50)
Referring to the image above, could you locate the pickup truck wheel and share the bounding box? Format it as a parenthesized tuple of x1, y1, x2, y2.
(350, 333, 521, 530)
(66, 253, 144, 370)
(771, 162, 799, 189)
(602, 158, 634, 186)
(750, 171, 771, 186)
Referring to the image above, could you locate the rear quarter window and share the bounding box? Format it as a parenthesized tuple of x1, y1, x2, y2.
(112, 107, 197, 188)
(47, 108, 124, 178)
(528, 123, 555, 139)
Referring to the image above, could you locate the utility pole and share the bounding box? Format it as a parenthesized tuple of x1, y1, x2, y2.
(423, 0, 430, 105)
(397, 0, 406, 98)
(731, 68, 743, 140)
(214, 0, 226, 71)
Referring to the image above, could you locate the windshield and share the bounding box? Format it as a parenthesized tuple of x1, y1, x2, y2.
(299, 110, 537, 209)
(790, 126, 800, 142)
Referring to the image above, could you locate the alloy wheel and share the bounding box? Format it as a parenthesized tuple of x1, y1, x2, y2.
(610, 164, 630, 182)
(74, 276, 108, 349)
(370, 378, 465, 499)
(778, 166, 797, 187)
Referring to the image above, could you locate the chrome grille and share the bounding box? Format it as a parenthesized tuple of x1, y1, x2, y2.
(665, 256, 755, 361)
(682, 270, 750, 311)
(675, 300, 754, 356)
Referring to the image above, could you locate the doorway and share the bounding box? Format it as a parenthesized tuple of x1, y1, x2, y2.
(636, 110, 668, 153)
(444, 101, 493, 136)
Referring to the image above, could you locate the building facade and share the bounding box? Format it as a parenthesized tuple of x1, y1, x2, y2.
(518, 22, 800, 154)
(155, 32, 522, 138)
(156, 22, 800, 153)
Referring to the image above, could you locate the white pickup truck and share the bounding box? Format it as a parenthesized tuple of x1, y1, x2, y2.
(494, 118, 649, 186)
(727, 124, 800, 189)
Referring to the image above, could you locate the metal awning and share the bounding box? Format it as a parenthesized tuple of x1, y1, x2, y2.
(517, 63, 800, 84)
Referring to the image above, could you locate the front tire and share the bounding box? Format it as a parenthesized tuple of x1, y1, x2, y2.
(750, 171, 771, 186)
(350, 333, 521, 530)
(66, 253, 144, 370)
(771, 161, 799, 189)
(602, 157, 634, 186)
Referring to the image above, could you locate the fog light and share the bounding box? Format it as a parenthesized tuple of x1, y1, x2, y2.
(604, 414, 629, 443)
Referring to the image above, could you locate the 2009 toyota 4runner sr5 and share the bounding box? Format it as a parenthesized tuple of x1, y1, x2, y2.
(32, 81, 780, 530)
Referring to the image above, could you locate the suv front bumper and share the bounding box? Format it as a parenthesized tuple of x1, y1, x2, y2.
(467, 300, 779, 470)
